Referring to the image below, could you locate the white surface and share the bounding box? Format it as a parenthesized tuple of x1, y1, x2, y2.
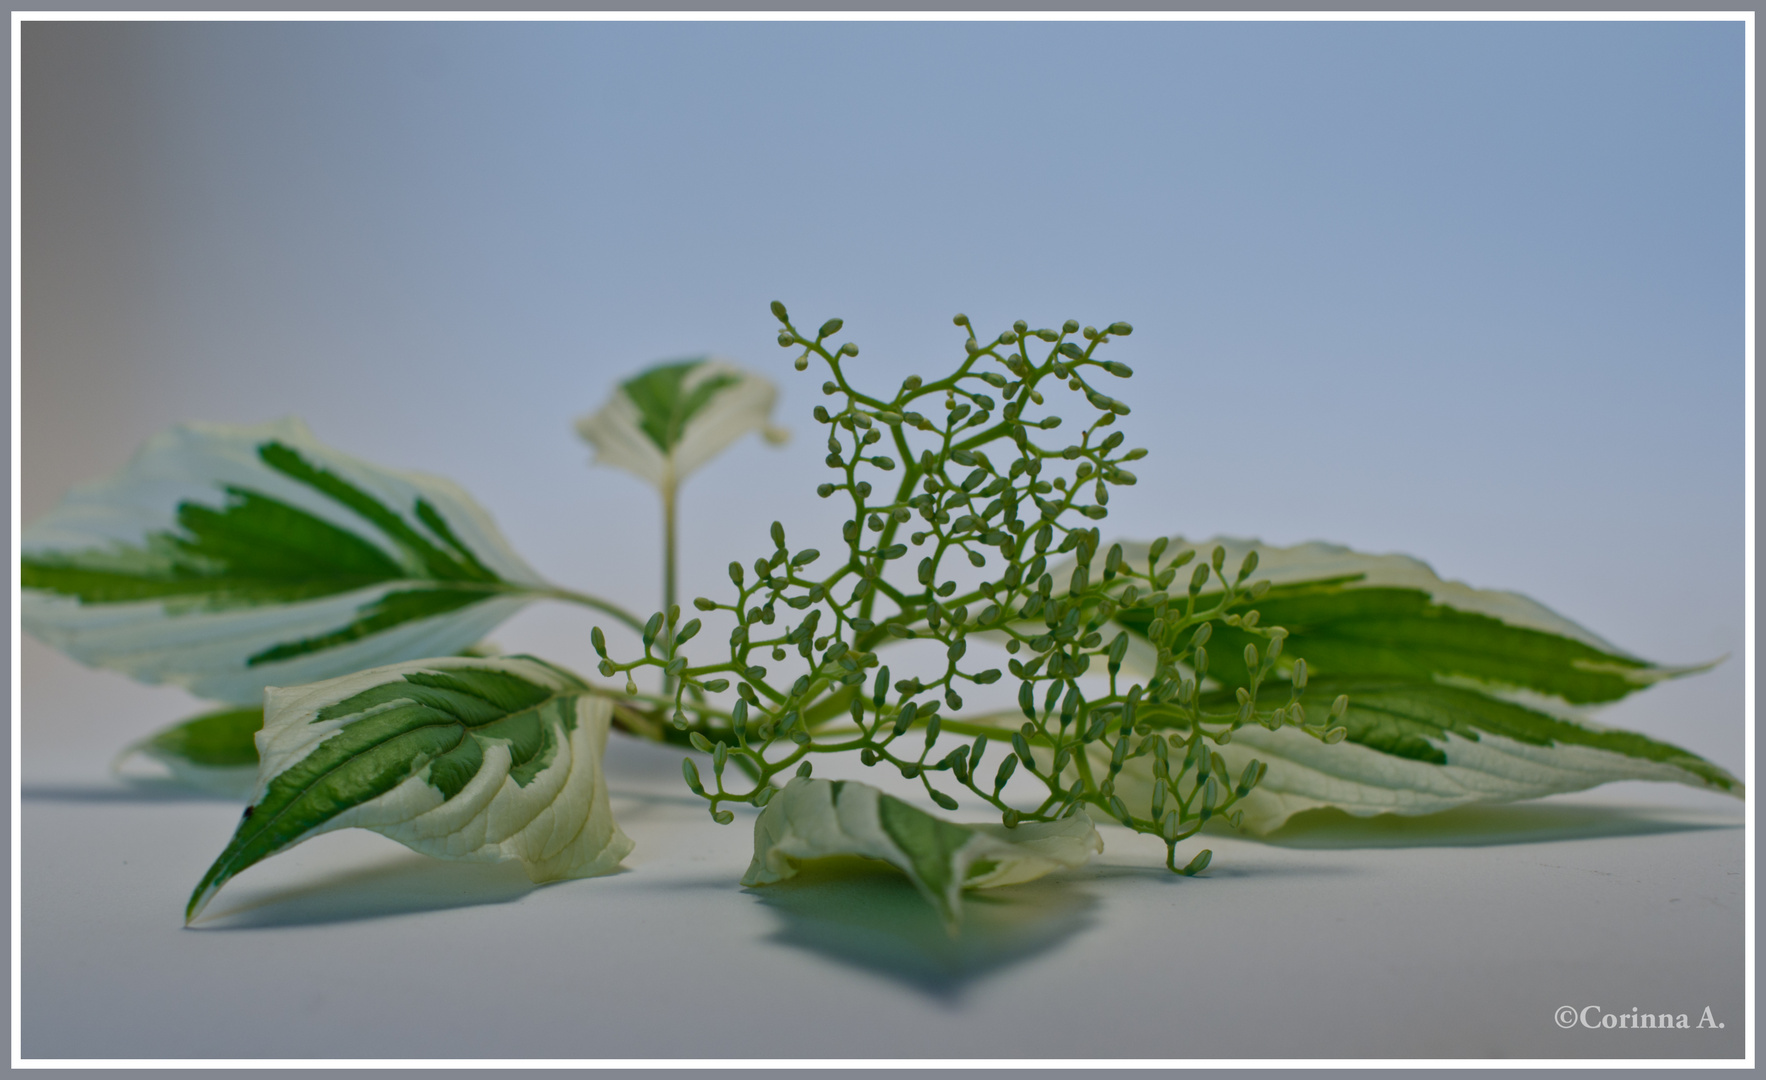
(21, 731, 1744, 1062)
(15, 19, 1749, 1066)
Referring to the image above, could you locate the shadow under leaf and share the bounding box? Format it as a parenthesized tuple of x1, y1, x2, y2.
(745, 856, 1096, 1001)
(1257, 801, 1742, 850)
(22, 778, 241, 804)
(191, 852, 560, 929)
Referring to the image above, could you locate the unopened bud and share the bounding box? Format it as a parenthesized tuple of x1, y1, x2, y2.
(1238, 549, 1259, 581)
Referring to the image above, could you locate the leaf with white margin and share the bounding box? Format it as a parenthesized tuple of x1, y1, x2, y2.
(1110, 677, 1742, 834)
(1110, 536, 1714, 706)
(575, 356, 787, 493)
(116, 705, 264, 799)
(1098, 537, 1737, 831)
(22, 418, 560, 703)
(186, 655, 633, 923)
(742, 777, 1101, 929)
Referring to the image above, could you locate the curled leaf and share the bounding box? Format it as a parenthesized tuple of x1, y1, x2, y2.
(575, 356, 787, 493)
(742, 777, 1101, 929)
(187, 655, 632, 923)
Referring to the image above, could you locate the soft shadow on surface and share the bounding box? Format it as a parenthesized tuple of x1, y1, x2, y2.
(1076, 859, 1362, 883)
(1258, 801, 1742, 850)
(746, 857, 1096, 1001)
(607, 785, 724, 812)
(191, 852, 567, 929)
(22, 778, 240, 803)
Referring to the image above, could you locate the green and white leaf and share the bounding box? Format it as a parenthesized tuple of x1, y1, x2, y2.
(743, 777, 1101, 928)
(1114, 678, 1741, 834)
(1111, 536, 1712, 708)
(1102, 537, 1739, 832)
(575, 356, 786, 493)
(116, 705, 264, 799)
(187, 655, 633, 922)
(22, 418, 553, 703)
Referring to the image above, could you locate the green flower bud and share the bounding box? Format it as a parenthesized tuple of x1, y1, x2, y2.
(1236, 759, 1263, 797)
(994, 753, 1018, 792)
(681, 758, 705, 795)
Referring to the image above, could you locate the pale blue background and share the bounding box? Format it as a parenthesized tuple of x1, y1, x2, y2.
(25, 19, 1745, 774)
(17, 19, 1749, 1062)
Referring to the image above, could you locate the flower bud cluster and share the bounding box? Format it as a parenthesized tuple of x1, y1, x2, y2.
(602, 303, 1336, 872)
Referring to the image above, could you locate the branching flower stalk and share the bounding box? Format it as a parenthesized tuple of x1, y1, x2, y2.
(593, 303, 1348, 872)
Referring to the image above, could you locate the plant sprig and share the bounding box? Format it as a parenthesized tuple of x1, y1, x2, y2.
(595, 304, 1343, 871)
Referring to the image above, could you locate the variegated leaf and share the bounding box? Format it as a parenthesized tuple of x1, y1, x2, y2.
(1112, 536, 1710, 706)
(575, 356, 786, 493)
(1105, 537, 1738, 831)
(743, 777, 1101, 929)
(187, 655, 631, 922)
(118, 705, 264, 799)
(1112, 677, 1741, 834)
(23, 419, 554, 703)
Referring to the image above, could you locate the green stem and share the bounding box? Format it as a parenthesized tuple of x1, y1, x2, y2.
(535, 587, 645, 634)
(663, 476, 679, 696)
